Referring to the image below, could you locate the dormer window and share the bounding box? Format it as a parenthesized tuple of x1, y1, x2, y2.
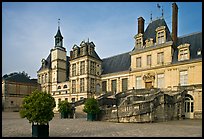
(134, 33, 143, 49)
(178, 43, 190, 61)
(156, 26, 166, 45)
(145, 38, 153, 47)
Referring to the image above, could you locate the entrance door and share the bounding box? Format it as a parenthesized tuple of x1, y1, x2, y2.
(185, 95, 194, 119)
(145, 82, 152, 89)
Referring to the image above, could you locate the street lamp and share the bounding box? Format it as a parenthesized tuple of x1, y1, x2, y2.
(114, 90, 119, 123)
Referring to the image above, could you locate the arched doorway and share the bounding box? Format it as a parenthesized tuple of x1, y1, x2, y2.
(185, 94, 194, 119)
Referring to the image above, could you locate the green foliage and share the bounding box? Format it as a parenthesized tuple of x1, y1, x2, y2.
(83, 98, 100, 114)
(19, 89, 56, 125)
(58, 100, 71, 113)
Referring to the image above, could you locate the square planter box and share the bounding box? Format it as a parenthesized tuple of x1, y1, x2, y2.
(32, 124, 49, 137)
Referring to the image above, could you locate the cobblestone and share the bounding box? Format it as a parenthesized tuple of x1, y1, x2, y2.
(2, 112, 202, 137)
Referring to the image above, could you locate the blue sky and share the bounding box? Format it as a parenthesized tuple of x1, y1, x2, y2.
(2, 2, 202, 78)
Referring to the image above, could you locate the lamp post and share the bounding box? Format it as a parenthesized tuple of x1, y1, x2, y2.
(114, 90, 119, 123)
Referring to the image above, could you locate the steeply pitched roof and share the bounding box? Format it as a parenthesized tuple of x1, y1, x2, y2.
(143, 18, 172, 43)
(101, 52, 131, 75)
(55, 28, 63, 38)
(2, 72, 38, 84)
(37, 54, 51, 72)
(172, 32, 202, 63)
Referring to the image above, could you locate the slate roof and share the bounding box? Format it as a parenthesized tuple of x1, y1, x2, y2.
(55, 29, 63, 38)
(143, 18, 172, 43)
(172, 32, 202, 63)
(2, 72, 38, 84)
(101, 52, 131, 75)
(37, 54, 51, 72)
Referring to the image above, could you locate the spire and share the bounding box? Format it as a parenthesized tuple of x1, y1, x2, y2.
(55, 18, 63, 38)
(55, 18, 63, 47)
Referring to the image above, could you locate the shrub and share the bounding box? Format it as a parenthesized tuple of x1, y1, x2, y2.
(19, 89, 56, 125)
(83, 98, 100, 114)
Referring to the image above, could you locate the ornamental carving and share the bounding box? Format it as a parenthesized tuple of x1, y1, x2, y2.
(143, 73, 155, 82)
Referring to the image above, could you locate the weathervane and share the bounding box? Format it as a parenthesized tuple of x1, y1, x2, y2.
(150, 11, 152, 22)
(58, 18, 60, 29)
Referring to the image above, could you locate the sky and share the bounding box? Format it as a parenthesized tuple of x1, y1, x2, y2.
(2, 2, 202, 79)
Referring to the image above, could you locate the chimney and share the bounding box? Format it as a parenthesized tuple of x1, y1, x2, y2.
(138, 17, 145, 34)
(172, 2, 178, 42)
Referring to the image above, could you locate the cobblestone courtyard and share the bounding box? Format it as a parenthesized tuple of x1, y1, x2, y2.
(2, 112, 202, 137)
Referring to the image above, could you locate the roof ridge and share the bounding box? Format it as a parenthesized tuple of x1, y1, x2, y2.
(102, 51, 130, 60)
(178, 31, 202, 38)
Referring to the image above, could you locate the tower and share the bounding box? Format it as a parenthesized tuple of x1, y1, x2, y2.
(51, 19, 67, 88)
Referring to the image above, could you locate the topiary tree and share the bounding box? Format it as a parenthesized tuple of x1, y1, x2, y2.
(19, 89, 56, 137)
(58, 100, 71, 118)
(83, 98, 100, 121)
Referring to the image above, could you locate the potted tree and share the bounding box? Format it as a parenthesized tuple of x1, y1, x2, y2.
(58, 100, 71, 119)
(19, 89, 56, 137)
(83, 98, 100, 121)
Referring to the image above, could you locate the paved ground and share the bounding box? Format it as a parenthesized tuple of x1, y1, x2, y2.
(2, 112, 202, 137)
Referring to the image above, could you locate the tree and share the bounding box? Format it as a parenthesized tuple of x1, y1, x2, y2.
(19, 89, 56, 137)
(58, 100, 71, 118)
(83, 98, 100, 121)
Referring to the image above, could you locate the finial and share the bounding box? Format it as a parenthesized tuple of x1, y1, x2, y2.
(162, 6, 164, 17)
(58, 18, 60, 30)
(150, 11, 152, 22)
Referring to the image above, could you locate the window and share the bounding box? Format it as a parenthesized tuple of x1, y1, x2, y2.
(72, 64, 76, 76)
(80, 78, 85, 92)
(157, 52, 164, 64)
(65, 98, 68, 101)
(180, 70, 188, 86)
(90, 61, 96, 75)
(122, 78, 128, 91)
(63, 85, 67, 88)
(80, 61, 85, 75)
(57, 86, 61, 89)
(180, 49, 188, 61)
(111, 80, 117, 93)
(90, 78, 95, 92)
(80, 97, 84, 100)
(157, 31, 165, 44)
(136, 76, 142, 89)
(59, 91, 61, 95)
(147, 55, 151, 66)
(71, 98, 75, 103)
(72, 80, 76, 93)
(157, 74, 164, 88)
(102, 81, 107, 92)
(136, 38, 142, 48)
(136, 57, 141, 68)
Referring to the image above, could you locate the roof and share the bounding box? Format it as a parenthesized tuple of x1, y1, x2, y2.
(143, 18, 172, 43)
(101, 52, 131, 75)
(172, 32, 202, 63)
(37, 54, 51, 72)
(2, 72, 38, 84)
(55, 28, 63, 38)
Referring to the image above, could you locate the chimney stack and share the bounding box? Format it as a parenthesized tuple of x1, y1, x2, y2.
(172, 2, 178, 42)
(138, 17, 145, 34)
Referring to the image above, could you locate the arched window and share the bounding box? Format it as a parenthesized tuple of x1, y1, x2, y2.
(58, 86, 61, 89)
(63, 85, 67, 88)
(185, 94, 194, 119)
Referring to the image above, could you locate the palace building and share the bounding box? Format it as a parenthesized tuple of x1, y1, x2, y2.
(37, 3, 202, 119)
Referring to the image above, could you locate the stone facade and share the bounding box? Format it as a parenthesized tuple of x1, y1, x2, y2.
(2, 72, 40, 111)
(37, 3, 202, 119)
